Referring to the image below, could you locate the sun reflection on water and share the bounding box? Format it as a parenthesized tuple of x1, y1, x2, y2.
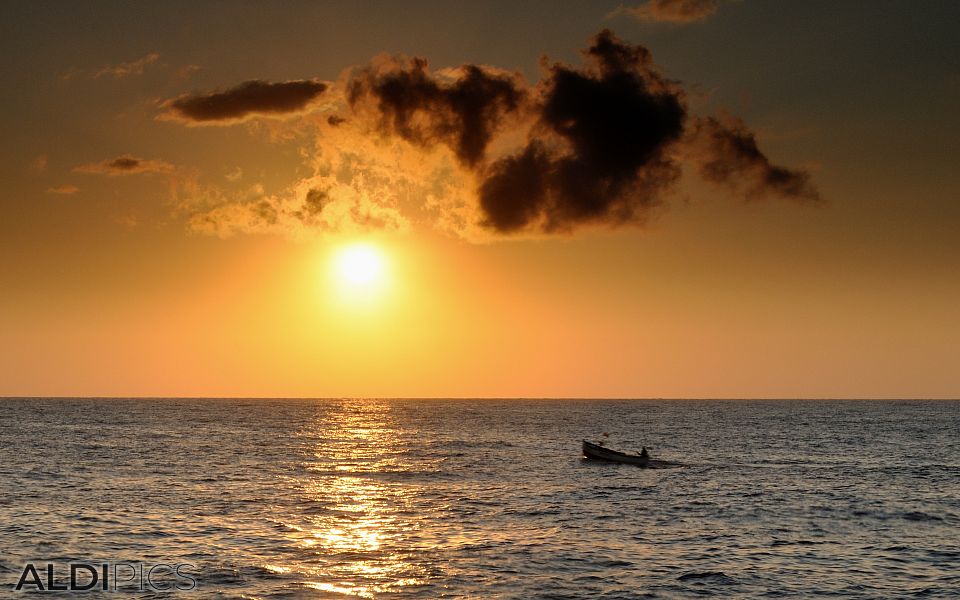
(283, 401, 433, 597)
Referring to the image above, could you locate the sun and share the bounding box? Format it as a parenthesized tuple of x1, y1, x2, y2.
(335, 244, 384, 286)
(330, 242, 389, 295)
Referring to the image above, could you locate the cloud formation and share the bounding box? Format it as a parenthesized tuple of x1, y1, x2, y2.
(225, 167, 243, 182)
(478, 30, 686, 232)
(691, 115, 821, 203)
(74, 155, 174, 176)
(176, 116, 435, 240)
(170, 29, 818, 239)
(348, 60, 526, 167)
(46, 184, 79, 195)
(175, 64, 203, 81)
(160, 79, 328, 125)
(95, 53, 161, 79)
(623, 0, 721, 24)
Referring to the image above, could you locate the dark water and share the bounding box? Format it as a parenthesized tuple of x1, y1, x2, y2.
(1, 399, 958, 598)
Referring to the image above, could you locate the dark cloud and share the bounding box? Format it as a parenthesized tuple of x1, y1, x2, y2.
(478, 143, 551, 232)
(479, 29, 686, 232)
(348, 60, 525, 167)
(162, 79, 328, 125)
(691, 116, 821, 203)
(623, 0, 721, 24)
(73, 155, 174, 176)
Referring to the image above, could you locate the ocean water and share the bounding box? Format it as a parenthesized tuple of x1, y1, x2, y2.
(0, 399, 958, 598)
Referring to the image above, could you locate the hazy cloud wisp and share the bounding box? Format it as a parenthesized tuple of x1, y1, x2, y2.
(691, 115, 821, 203)
(623, 0, 722, 24)
(46, 184, 79, 195)
(74, 155, 175, 176)
(95, 53, 161, 79)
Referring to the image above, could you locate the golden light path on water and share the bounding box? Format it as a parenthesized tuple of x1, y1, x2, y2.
(279, 401, 437, 598)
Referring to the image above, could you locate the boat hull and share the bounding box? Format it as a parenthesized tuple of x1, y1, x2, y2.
(582, 440, 650, 466)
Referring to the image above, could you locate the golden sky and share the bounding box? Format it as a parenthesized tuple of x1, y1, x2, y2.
(1, 1, 958, 397)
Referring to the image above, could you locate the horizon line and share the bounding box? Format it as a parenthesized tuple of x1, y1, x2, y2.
(1, 396, 957, 401)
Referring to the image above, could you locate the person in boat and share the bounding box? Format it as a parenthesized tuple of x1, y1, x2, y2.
(639, 446, 650, 459)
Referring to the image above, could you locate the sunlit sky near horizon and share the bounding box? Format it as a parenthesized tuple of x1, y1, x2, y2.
(1, 0, 958, 398)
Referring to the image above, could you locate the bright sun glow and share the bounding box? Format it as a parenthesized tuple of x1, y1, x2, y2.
(330, 243, 389, 297)
(334, 243, 385, 286)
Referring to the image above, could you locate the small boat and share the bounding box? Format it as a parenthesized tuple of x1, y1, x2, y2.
(582, 440, 650, 466)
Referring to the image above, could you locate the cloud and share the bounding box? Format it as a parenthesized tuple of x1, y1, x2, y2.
(690, 115, 821, 203)
(175, 64, 203, 81)
(171, 29, 818, 240)
(225, 167, 243, 182)
(341, 31, 687, 233)
(33, 155, 48, 172)
(159, 79, 328, 125)
(95, 53, 161, 79)
(59, 67, 83, 82)
(336, 32, 688, 234)
(348, 59, 526, 167)
(112, 214, 139, 229)
(175, 114, 435, 240)
(73, 155, 175, 176)
(183, 174, 412, 240)
(478, 30, 686, 232)
(623, 0, 721, 24)
(46, 184, 79, 195)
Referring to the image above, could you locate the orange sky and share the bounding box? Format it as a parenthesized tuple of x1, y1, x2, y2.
(1, 1, 958, 398)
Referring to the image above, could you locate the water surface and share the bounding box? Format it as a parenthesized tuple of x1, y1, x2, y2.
(1, 399, 958, 598)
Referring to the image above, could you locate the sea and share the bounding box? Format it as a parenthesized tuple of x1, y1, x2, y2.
(0, 399, 958, 598)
